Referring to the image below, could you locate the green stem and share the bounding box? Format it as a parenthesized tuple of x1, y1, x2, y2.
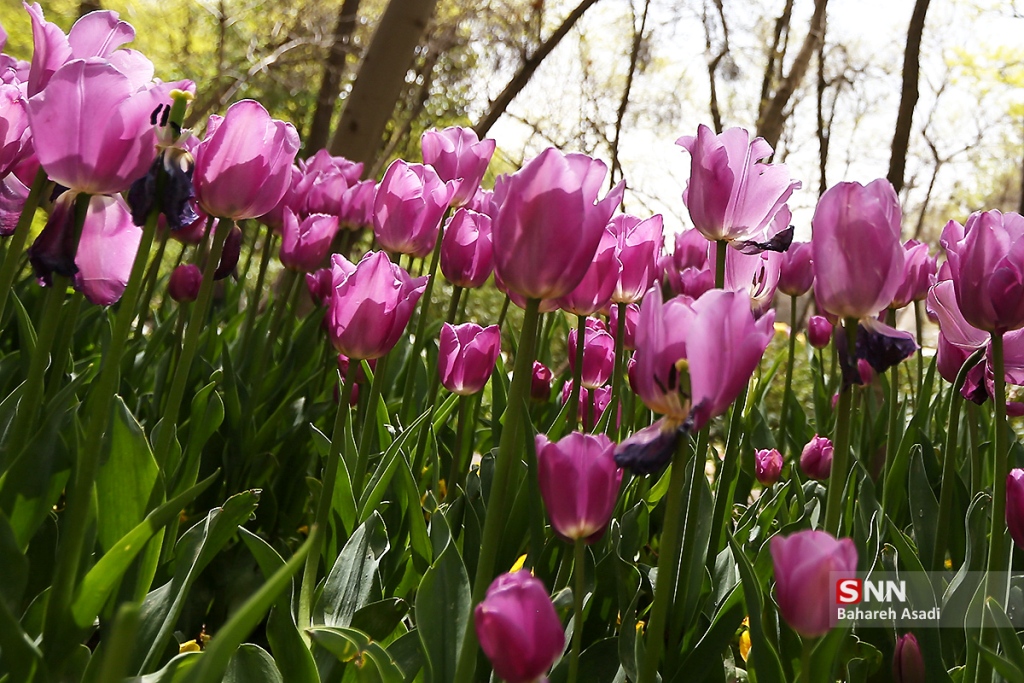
(569, 539, 586, 683)
(240, 224, 276, 351)
(399, 225, 446, 425)
(608, 302, 627, 440)
(244, 269, 299, 417)
(298, 361, 356, 641)
(706, 385, 747, 566)
(152, 217, 232, 468)
(779, 294, 798, 456)
(354, 354, 389, 493)
(44, 291, 84, 403)
(444, 394, 472, 503)
(453, 298, 541, 683)
(932, 347, 984, 571)
(714, 239, 727, 289)
(823, 318, 858, 536)
(639, 436, 691, 683)
(496, 293, 511, 330)
(882, 310, 901, 489)
(0, 167, 48, 326)
(567, 314, 585, 427)
(132, 233, 169, 341)
(914, 300, 925, 399)
(800, 638, 813, 683)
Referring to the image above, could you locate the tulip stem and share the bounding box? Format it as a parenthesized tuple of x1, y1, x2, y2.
(800, 638, 813, 683)
(444, 394, 472, 503)
(298, 361, 356, 643)
(0, 167, 48, 327)
(567, 315, 586, 427)
(608, 302, 627, 440)
(153, 216, 233, 467)
(569, 538, 586, 683)
(453, 297, 541, 683)
(882, 310, 901, 491)
(41, 198, 161, 671)
(932, 347, 984, 571)
(914, 300, 925, 399)
(240, 223, 277, 353)
(399, 227, 446, 426)
(706, 385, 747, 568)
(496, 293, 510, 329)
(355, 354, 389, 493)
(714, 239, 727, 289)
(44, 291, 84, 403)
(639, 436, 691, 683)
(779, 294, 798, 456)
(824, 318, 858, 536)
(132, 232, 169, 341)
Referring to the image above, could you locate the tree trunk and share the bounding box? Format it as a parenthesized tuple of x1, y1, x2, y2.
(610, 0, 650, 187)
(886, 0, 932, 195)
(473, 0, 605, 138)
(306, 0, 362, 154)
(328, 0, 440, 165)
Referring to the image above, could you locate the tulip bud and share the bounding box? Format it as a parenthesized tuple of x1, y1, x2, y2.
(770, 529, 858, 637)
(438, 323, 501, 396)
(531, 361, 553, 401)
(609, 213, 663, 304)
(890, 240, 937, 309)
(567, 320, 615, 389)
(1008, 469, 1024, 550)
(421, 126, 495, 207)
(755, 448, 783, 486)
(474, 571, 564, 683)
(893, 633, 925, 683)
(440, 208, 493, 289)
(800, 435, 833, 480)
(807, 315, 833, 349)
(560, 381, 613, 430)
(214, 224, 242, 280)
(280, 209, 340, 272)
(778, 241, 814, 296)
(673, 228, 710, 271)
(536, 431, 622, 543)
(609, 303, 639, 350)
(373, 159, 456, 258)
(169, 264, 202, 303)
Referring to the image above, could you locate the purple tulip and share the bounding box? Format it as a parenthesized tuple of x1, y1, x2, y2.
(713, 247, 783, 318)
(755, 448, 783, 486)
(778, 241, 814, 296)
(558, 228, 618, 316)
(560, 381, 613, 431)
(531, 360, 553, 401)
(0, 83, 30, 178)
(812, 179, 904, 320)
(609, 302, 639, 350)
(474, 571, 564, 683)
(0, 170, 30, 236)
(893, 633, 926, 683)
(609, 213, 663, 304)
(193, 100, 300, 220)
(373, 159, 457, 258)
(1009, 469, 1024, 550)
(770, 529, 857, 638)
(800, 435, 833, 480)
(673, 228, 710, 270)
(676, 263, 715, 300)
(676, 125, 799, 247)
(807, 315, 833, 349)
(325, 251, 428, 360)
(339, 179, 376, 229)
(280, 208, 339, 272)
(536, 431, 622, 543)
(263, 151, 363, 229)
(890, 240, 937, 309)
(466, 187, 498, 219)
(438, 323, 501, 396)
(943, 210, 1024, 333)
(440, 208, 493, 288)
(213, 224, 242, 280)
(568, 319, 615, 389)
(421, 126, 494, 207)
(168, 263, 201, 303)
(492, 147, 623, 302)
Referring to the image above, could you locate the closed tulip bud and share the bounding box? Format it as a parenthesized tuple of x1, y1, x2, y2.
(531, 360, 554, 401)
(778, 241, 814, 296)
(536, 432, 621, 543)
(609, 213, 663, 304)
(770, 529, 858, 638)
(421, 126, 495, 207)
(755, 448, 783, 486)
(438, 323, 501, 396)
(168, 263, 202, 303)
(213, 224, 242, 280)
(893, 633, 925, 683)
(609, 303, 639, 350)
(280, 208, 340, 272)
(567, 319, 615, 389)
(194, 100, 300, 220)
(373, 159, 457, 258)
(678, 264, 715, 299)
(673, 228, 710, 271)
(440, 208, 493, 288)
(812, 179, 904, 320)
(326, 251, 428, 360)
(493, 147, 623, 302)
(474, 571, 564, 683)
(890, 240, 937, 309)
(1008, 469, 1024, 550)
(807, 315, 833, 349)
(800, 435, 833, 480)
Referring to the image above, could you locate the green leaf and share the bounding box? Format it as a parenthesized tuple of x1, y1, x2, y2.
(0, 596, 42, 683)
(415, 542, 470, 683)
(352, 599, 408, 642)
(310, 423, 357, 537)
(985, 597, 1024, 673)
(358, 407, 435, 523)
(0, 508, 27, 609)
(223, 644, 284, 683)
(727, 532, 785, 683)
(315, 511, 389, 628)
(976, 642, 1024, 683)
(907, 449, 939, 574)
(309, 626, 405, 683)
(386, 630, 424, 680)
(96, 397, 160, 552)
(169, 381, 224, 496)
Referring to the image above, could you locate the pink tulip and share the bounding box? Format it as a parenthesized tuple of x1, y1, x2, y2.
(676, 125, 799, 247)
(325, 251, 428, 360)
(609, 213, 663, 304)
(560, 381, 613, 432)
(755, 448, 783, 486)
(558, 228, 618, 316)
(800, 435, 833, 480)
(567, 319, 615, 389)
(373, 159, 457, 258)
(890, 240, 937, 309)
(0, 83, 30, 178)
(440, 208, 493, 288)
(474, 571, 564, 683)
(673, 228, 710, 270)
(193, 100, 300, 220)
(536, 431, 622, 543)
(712, 247, 783, 318)
(807, 315, 832, 349)
(492, 147, 623, 302)
(893, 633, 926, 683)
(531, 360, 553, 401)
(943, 210, 1024, 333)
(812, 179, 904, 320)
(168, 264, 201, 303)
(262, 151, 363, 229)
(339, 179, 376, 229)
(609, 302, 639, 350)
(438, 323, 501, 396)
(280, 208, 339, 272)
(421, 126, 494, 207)
(778, 241, 814, 296)
(770, 529, 857, 638)
(1008, 469, 1024, 550)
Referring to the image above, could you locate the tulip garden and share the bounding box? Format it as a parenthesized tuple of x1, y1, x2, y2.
(3, 5, 1024, 683)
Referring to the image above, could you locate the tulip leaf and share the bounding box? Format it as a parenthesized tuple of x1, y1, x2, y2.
(808, 626, 849, 683)
(169, 381, 224, 496)
(726, 532, 785, 683)
(11, 292, 36, 364)
(223, 644, 284, 683)
(315, 511, 389, 628)
(309, 626, 405, 683)
(415, 540, 470, 683)
(0, 509, 26, 610)
(985, 597, 1024, 673)
(387, 629, 425, 680)
(396, 454, 432, 570)
(430, 391, 460, 433)
(907, 449, 939, 570)
(673, 583, 744, 682)
(976, 641, 1024, 683)
(0, 592, 42, 683)
(351, 598, 408, 642)
(310, 423, 357, 536)
(358, 406, 434, 523)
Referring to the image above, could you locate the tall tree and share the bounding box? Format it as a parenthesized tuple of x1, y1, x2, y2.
(886, 0, 932, 195)
(306, 0, 361, 153)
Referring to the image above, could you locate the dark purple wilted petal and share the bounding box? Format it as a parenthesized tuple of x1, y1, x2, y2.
(28, 192, 78, 284)
(614, 419, 685, 474)
(735, 224, 795, 254)
(214, 224, 242, 280)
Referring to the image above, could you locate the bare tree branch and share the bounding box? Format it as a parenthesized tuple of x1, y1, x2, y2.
(758, 0, 794, 125)
(702, 0, 729, 133)
(886, 0, 932, 195)
(306, 0, 362, 153)
(610, 0, 651, 188)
